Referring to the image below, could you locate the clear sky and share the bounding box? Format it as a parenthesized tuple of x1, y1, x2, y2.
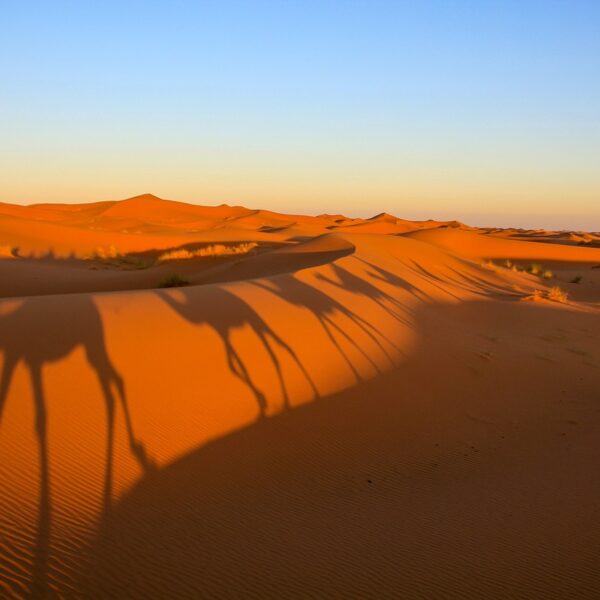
(2, 1, 599, 230)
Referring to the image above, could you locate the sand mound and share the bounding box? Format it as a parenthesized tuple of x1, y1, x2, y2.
(406, 227, 600, 263)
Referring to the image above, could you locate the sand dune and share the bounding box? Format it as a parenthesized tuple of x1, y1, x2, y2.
(406, 227, 600, 263)
(1, 195, 599, 597)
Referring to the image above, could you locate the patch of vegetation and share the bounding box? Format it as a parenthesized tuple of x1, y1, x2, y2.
(542, 270, 554, 279)
(158, 274, 190, 288)
(526, 263, 543, 275)
(547, 286, 568, 303)
(523, 289, 544, 302)
(522, 286, 568, 303)
(93, 244, 120, 259)
(158, 242, 258, 262)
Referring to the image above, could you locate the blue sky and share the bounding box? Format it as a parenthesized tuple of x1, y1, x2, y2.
(2, 1, 599, 229)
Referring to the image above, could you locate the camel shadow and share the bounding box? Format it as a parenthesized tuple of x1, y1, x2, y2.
(0, 296, 152, 597)
(353, 257, 431, 305)
(156, 287, 319, 416)
(315, 262, 419, 329)
(252, 274, 398, 381)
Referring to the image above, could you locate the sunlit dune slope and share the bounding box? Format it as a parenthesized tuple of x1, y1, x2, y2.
(1, 195, 600, 597)
(406, 227, 600, 263)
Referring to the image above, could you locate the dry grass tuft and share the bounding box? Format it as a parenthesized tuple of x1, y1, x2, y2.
(93, 245, 120, 259)
(547, 286, 568, 303)
(158, 242, 258, 262)
(522, 289, 544, 302)
(527, 263, 543, 275)
(82, 245, 119, 260)
(542, 270, 554, 279)
(522, 287, 568, 303)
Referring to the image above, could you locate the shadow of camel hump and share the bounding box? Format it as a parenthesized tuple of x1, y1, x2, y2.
(156, 286, 319, 416)
(0, 295, 152, 597)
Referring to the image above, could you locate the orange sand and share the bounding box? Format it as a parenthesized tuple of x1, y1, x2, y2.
(1, 194, 599, 597)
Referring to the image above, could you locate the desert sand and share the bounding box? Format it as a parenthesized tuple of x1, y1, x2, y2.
(0, 194, 599, 598)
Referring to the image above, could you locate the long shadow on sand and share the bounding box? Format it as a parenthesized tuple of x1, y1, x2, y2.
(252, 274, 400, 382)
(0, 297, 152, 597)
(156, 287, 319, 415)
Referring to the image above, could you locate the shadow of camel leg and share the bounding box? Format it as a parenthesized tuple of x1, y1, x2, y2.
(224, 338, 267, 417)
(0, 354, 17, 426)
(342, 310, 398, 366)
(97, 376, 115, 514)
(262, 327, 320, 402)
(28, 363, 51, 599)
(324, 314, 375, 378)
(111, 374, 153, 472)
(254, 330, 290, 410)
(95, 370, 153, 513)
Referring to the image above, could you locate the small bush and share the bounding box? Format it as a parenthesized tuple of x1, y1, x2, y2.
(158, 249, 194, 261)
(94, 244, 120, 259)
(547, 286, 568, 303)
(158, 274, 189, 288)
(522, 287, 568, 303)
(523, 289, 544, 302)
(504, 259, 513, 268)
(542, 270, 554, 279)
(571, 275, 582, 284)
(527, 263, 543, 275)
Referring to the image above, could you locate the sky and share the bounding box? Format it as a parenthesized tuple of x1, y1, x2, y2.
(1, 0, 599, 230)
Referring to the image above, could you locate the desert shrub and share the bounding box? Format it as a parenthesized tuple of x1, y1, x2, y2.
(542, 270, 554, 279)
(94, 245, 120, 259)
(522, 287, 568, 303)
(527, 263, 543, 275)
(158, 242, 258, 262)
(504, 259, 513, 268)
(547, 286, 568, 303)
(523, 289, 544, 302)
(158, 274, 189, 288)
(158, 249, 194, 261)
